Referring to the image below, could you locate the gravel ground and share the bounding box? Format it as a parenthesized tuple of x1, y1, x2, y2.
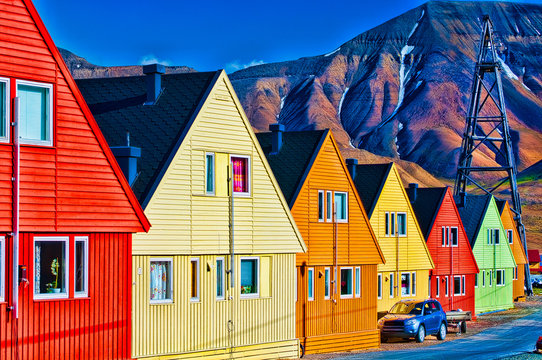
(303, 296, 542, 360)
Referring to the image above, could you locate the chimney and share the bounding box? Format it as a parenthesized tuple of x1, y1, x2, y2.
(143, 63, 166, 105)
(269, 123, 284, 154)
(346, 158, 358, 179)
(408, 183, 418, 203)
(110, 133, 141, 186)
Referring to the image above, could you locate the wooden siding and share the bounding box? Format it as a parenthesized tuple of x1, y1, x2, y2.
(133, 73, 303, 255)
(0, 0, 147, 234)
(1, 232, 132, 360)
(132, 254, 298, 359)
(430, 274, 476, 314)
(377, 269, 430, 313)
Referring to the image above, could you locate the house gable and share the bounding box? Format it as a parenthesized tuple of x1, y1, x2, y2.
(498, 201, 528, 265)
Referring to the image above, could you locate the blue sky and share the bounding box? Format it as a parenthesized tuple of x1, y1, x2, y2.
(33, 0, 542, 73)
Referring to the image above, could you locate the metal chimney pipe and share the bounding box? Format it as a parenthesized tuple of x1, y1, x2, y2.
(408, 183, 418, 203)
(143, 63, 165, 105)
(346, 158, 358, 179)
(269, 123, 284, 154)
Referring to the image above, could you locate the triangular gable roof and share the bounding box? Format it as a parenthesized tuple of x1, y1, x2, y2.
(351, 163, 393, 218)
(407, 187, 447, 239)
(22, 0, 150, 231)
(496, 199, 528, 265)
(256, 130, 328, 207)
(77, 71, 220, 208)
(454, 194, 492, 247)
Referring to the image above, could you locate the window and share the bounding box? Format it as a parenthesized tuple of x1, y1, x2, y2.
(401, 273, 411, 296)
(0, 78, 9, 142)
(324, 267, 330, 300)
(488, 229, 500, 245)
(307, 267, 314, 301)
(454, 276, 461, 296)
(0, 236, 4, 301)
(412, 272, 416, 296)
(451, 227, 458, 247)
(150, 258, 172, 303)
(507, 230, 513, 244)
(377, 273, 382, 299)
(475, 273, 478, 288)
(190, 258, 200, 301)
(441, 226, 446, 247)
(385, 213, 390, 236)
(340, 267, 353, 298)
(240, 257, 258, 298)
(335, 192, 348, 222)
(397, 213, 407, 236)
(205, 153, 215, 194)
(231, 156, 250, 195)
(17, 80, 53, 146)
(34, 237, 68, 299)
(462, 275, 466, 295)
(216, 258, 225, 300)
(389, 273, 394, 298)
(482, 270, 485, 287)
(513, 267, 518, 280)
(74, 237, 88, 297)
(496, 269, 505, 286)
(489, 270, 492, 287)
(355, 267, 361, 297)
(445, 276, 449, 297)
(436, 276, 440, 297)
(446, 227, 450, 246)
(391, 213, 396, 236)
(323, 191, 331, 222)
(318, 190, 324, 221)
(494, 229, 500, 245)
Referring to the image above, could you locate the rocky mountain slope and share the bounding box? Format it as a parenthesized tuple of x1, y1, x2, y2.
(229, 1, 542, 180)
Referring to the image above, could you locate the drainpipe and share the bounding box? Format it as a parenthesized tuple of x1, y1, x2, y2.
(11, 98, 20, 319)
(228, 163, 235, 353)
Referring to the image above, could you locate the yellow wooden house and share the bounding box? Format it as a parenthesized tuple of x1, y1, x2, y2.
(348, 162, 434, 312)
(77, 68, 306, 359)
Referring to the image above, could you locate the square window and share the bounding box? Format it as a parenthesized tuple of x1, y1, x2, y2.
(335, 192, 348, 222)
(318, 190, 324, 221)
(190, 258, 200, 301)
(307, 268, 314, 301)
(355, 267, 361, 297)
(240, 258, 258, 297)
(451, 227, 458, 247)
(17, 81, 53, 146)
(401, 272, 411, 296)
(0, 78, 9, 141)
(340, 267, 353, 298)
(507, 230, 513, 245)
(34, 237, 68, 299)
(326, 191, 332, 222)
(397, 213, 407, 236)
(74, 237, 88, 297)
(324, 267, 330, 299)
(205, 153, 215, 194)
(216, 258, 225, 300)
(454, 276, 461, 296)
(150, 259, 172, 303)
(377, 273, 382, 299)
(231, 156, 250, 194)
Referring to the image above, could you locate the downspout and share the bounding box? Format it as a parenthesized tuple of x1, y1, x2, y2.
(228, 163, 235, 357)
(11, 97, 20, 320)
(451, 228, 454, 310)
(333, 201, 338, 332)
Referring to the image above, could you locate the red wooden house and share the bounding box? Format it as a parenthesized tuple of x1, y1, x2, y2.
(407, 186, 478, 314)
(0, 0, 150, 358)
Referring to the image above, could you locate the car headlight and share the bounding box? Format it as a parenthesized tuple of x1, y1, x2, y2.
(404, 319, 419, 327)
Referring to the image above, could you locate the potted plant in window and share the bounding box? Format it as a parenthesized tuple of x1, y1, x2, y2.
(46, 258, 60, 293)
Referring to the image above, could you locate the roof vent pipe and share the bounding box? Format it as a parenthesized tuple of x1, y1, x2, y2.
(345, 158, 358, 179)
(143, 63, 166, 105)
(408, 183, 418, 203)
(269, 123, 284, 154)
(110, 132, 141, 187)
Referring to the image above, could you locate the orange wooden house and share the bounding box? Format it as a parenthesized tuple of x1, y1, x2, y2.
(257, 126, 385, 355)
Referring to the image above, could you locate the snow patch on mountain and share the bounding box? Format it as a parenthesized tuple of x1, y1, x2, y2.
(324, 47, 340, 57)
(338, 87, 350, 118)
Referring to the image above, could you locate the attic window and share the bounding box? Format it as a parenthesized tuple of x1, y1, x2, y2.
(17, 80, 53, 146)
(0, 78, 9, 142)
(451, 227, 458, 247)
(507, 229, 513, 244)
(231, 156, 250, 195)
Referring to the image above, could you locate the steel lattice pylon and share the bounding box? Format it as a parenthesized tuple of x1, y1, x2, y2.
(454, 15, 532, 294)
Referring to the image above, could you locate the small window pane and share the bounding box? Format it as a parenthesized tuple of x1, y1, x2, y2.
(454, 276, 461, 295)
(241, 258, 258, 295)
(497, 270, 504, 286)
(494, 229, 500, 245)
(190, 259, 199, 300)
(324, 268, 330, 299)
(150, 260, 172, 301)
(216, 258, 224, 299)
(451, 227, 458, 246)
(377, 274, 382, 299)
(34, 240, 66, 296)
(318, 191, 324, 221)
(385, 213, 390, 236)
(206, 154, 214, 194)
(390, 273, 394, 297)
(391, 213, 395, 236)
(355, 267, 360, 297)
(340, 268, 353, 297)
(335, 192, 347, 221)
(308, 268, 314, 300)
(442, 227, 446, 246)
(75, 239, 87, 295)
(232, 157, 249, 193)
(445, 276, 449, 296)
(401, 273, 411, 296)
(18, 84, 50, 142)
(326, 191, 332, 221)
(397, 213, 406, 235)
(475, 273, 478, 287)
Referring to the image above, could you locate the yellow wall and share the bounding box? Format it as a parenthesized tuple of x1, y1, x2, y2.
(377, 270, 430, 313)
(368, 164, 434, 311)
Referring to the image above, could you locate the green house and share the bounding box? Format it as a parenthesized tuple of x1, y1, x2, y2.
(455, 195, 516, 314)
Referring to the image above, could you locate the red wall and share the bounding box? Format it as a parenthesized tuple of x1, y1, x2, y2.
(1, 232, 132, 360)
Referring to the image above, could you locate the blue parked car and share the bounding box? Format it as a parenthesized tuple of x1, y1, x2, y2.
(378, 299, 447, 343)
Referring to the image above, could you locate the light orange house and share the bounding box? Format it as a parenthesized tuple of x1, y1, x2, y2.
(496, 200, 528, 301)
(257, 126, 385, 355)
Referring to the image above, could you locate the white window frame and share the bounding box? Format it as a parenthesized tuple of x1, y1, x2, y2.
(0, 78, 10, 143)
(446, 226, 450, 247)
(494, 229, 500, 245)
(0, 236, 4, 301)
(324, 267, 330, 300)
(326, 191, 332, 222)
(340, 267, 354, 299)
(445, 276, 449, 297)
(507, 229, 513, 245)
(435, 276, 440, 297)
(401, 272, 411, 296)
(377, 273, 382, 299)
(462, 275, 466, 295)
(397, 212, 407, 236)
(475, 273, 478, 288)
(411, 272, 416, 296)
(16, 79, 53, 146)
(216, 257, 225, 301)
(318, 190, 324, 222)
(385, 212, 390, 237)
(334, 191, 348, 223)
(240, 256, 259, 299)
(489, 270, 493, 287)
(487, 229, 492, 245)
(441, 226, 446, 247)
(190, 258, 200, 302)
(73, 236, 89, 298)
(389, 272, 394, 298)
(205, 152, 215, 195)
(149, 257, 173, 304)
(496, 269, 505, 286)
(453, 275, 461, 296)
(390, 212, 396, 236)
(307, 267, 314, 301)
(513, 266, 518, 280)
(230, 154, 251, 197)
(33, 236, 69, 300)
(451, 227, 458, 247)
(482, 270, 486, 287)
(355, 266, 361, 298)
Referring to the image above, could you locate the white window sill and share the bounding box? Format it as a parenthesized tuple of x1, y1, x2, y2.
(240, 294, 259, 299)
(150, 299, 174, 305)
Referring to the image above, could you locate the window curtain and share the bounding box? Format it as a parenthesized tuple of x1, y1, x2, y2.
(150, 262, 168, 300)
(232, 158, 247, 192)
(34, 243, 41, 294)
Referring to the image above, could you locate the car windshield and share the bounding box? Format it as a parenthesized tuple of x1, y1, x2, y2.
(389, 302, 424, 315)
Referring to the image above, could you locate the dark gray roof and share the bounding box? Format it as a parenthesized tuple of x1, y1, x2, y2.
(351, 163, 393, 218)
(256, 130, 328, 207)
(454, 194, 492, 247)
(407, 187, 448, 239)
(495, 199, 506, 215)
(76, 71, 220, 208)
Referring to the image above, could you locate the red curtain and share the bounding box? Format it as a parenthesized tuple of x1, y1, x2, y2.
(232, 157, 247, 193)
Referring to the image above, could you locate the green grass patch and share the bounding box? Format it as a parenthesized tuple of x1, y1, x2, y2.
(533, 287, 542, 296)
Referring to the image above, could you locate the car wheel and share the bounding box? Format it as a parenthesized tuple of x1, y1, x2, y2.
(460, 321, 467, 334)
(415, 324, 426, 343)
(436, 322, 447, 340)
